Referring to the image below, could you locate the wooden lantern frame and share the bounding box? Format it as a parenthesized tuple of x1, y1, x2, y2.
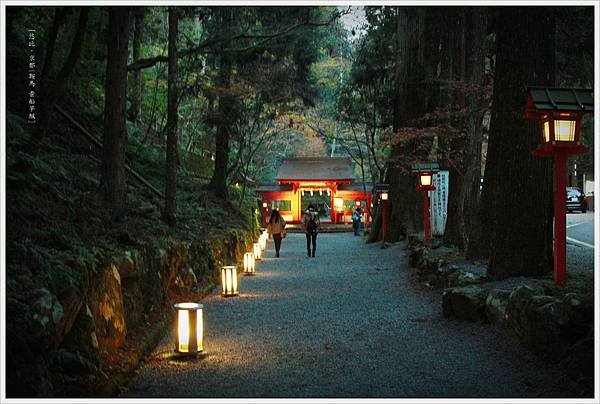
(174, 302, 203, 356)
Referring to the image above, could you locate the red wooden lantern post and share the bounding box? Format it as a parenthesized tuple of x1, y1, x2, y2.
(380, 191, 388, 246)
(375, 183, 390, 248)
(261, 201, 268, 227)
(524, 87, 593, 286)
(412, 163, 440, 244)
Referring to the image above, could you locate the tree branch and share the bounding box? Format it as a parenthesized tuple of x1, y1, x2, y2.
(127, 9, 345, 71)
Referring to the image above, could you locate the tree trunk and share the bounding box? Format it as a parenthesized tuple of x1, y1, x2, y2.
(386, 7, 431, 242)
(163, 7, 178, 226)
(460, 7, 488, 251)
(442, 7, 488, 250)
(440, 7, 467, 248)
(128, 7, 145, 123)
(475, 7, 554, 278)
(207, 10, 234, 199)
(102, 7, 130, 217)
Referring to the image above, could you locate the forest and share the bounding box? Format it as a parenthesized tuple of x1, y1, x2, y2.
(2, 5, 595, 398)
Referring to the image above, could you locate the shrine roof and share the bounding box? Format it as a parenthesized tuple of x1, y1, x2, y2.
(275, 157, 355, 181)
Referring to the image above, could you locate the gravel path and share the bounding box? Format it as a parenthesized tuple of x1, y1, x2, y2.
(122, 233, 578, 398)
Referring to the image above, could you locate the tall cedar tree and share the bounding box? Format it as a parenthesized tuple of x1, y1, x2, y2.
(474, 7, 554, 278)
(207, 9, 234, 199)
(442, 7, 488, 250)
(102, 7, 130, 217)
(128, 7, 145, 123)
(385, 7, 432, 242)
(164, 7, 178, 226)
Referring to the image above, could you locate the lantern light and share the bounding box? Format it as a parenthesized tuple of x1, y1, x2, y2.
(380, 192, 388, 201)
(327, 189, 331, 196)
(243, 252, 255, 275)
(301, 190, 305, 196)
(310, 190, 314, 196)
(221, 265, 239, 296)
(355, 201, 361, 207)
(524, 87, 592, 151)
(419, 173, 433, 188)
(174, 302, 203, 355)
(259, 235, 266, 251)
(319, 189, 323, 196)
(253, 242, 262, 260)
(334, 197, 343, 209)
(262, 202, 267, 208)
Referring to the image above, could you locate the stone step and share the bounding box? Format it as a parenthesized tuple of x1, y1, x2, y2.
(284, 224, 357, 233)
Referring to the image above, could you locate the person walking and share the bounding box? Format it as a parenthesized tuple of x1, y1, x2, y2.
(302, 204, 320, 257)
(266, 209, 286, 258)
(352, 207, 362, 236)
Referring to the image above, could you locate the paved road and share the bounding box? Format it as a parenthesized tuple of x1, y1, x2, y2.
(123, 233, 579, 398)
(567, 211, 595, 247)
(566, 211, 595, 274)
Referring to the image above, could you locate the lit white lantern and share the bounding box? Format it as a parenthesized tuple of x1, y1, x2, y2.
(243, 252, 255, 275)
(253, 242, 262, 260)
(259, 235, 267, 251)
(221, 265, 239, 296)
(174, 302, 203, 355)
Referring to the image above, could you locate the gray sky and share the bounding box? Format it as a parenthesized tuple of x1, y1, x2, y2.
(339, 6, 367, 38)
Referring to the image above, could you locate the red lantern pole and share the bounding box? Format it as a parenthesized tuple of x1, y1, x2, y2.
(553, 152, 567, 286)
(261, 203, 268, 227)
(381, 198, 388, 247)
(524, 86, 593, 287)
(423, 191, 431, 244)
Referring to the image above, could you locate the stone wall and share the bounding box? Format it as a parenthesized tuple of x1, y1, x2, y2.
(6, 229, 254, 397)
(408, 237, 594, 390)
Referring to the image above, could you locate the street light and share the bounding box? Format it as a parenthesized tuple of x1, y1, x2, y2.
(524, 87, 593, 286)
(221, 265, 239, 296)
(411, 163, 440, 244)
(174, 302, 203, 356)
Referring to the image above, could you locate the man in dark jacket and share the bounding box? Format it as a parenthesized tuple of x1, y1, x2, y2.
(302, 204, 321, 257)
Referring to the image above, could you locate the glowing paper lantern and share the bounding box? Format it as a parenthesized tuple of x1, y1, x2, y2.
(221, 265, 239, 296)
(174, 302, 203, 355)
(243, 252, 255, 275)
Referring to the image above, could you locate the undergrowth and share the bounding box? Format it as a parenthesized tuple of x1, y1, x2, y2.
(5, 108, 258, 301)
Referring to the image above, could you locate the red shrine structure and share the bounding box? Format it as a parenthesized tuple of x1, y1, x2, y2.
(256, 157, 373, 226)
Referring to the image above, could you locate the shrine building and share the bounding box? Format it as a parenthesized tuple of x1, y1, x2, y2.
(255, 157, 372, 225)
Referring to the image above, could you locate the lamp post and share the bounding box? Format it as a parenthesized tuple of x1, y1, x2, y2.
(524, 87, 593, 286)
(411, 163, 440, 244)
(380, 191, 388, 247)
(375, 183, 390, 248)
(261, 201, 268, 227)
